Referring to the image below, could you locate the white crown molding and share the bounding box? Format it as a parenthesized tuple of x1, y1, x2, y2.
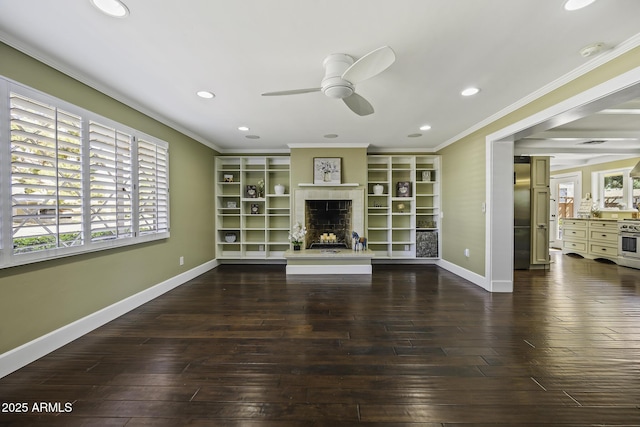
(287, 142, 370, 149)
(435, 32, 640, 152)
(0, 32, 224, 153)
(218, 147, 291, 154)
(367, 147, 437, 154)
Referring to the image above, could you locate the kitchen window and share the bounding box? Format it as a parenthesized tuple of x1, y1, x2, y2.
(0, 77, 170, 269)
(593, 167, 633, 210)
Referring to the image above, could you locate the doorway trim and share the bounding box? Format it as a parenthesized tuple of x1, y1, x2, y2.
(486, 65, 640, 292)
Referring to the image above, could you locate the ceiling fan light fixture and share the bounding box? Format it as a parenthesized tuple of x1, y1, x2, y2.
(238, 126, 250, 131)
(563, 0, 597, 11)
(90, 0, 129, 18)
(323, 85, 354, 99)
(419, 124, 432, 131)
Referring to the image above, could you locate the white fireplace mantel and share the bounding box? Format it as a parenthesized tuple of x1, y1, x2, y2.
(298, 183, 360, 187)
(293, 187, 365, 236)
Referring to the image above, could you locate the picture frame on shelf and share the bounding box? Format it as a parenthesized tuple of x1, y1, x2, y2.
(313, 157, 341, 184)
(226, 201, 237, 209)
(245, 185, 257, 198)
(421, 171, 431, 182)
(396, 181, 411, 197)
(223, 174, 234, 182)
(250, 203, 259, 214)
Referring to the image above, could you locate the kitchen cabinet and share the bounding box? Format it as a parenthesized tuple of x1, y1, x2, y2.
(531, 187, 550, 264)
(562, 218, 588, 256)
(587, 220, 618, 261)
(530, 156, 550, 266)
(561, 218, 618, 262)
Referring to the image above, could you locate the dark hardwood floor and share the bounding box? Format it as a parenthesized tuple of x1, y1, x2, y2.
(1, 251, 640, 426)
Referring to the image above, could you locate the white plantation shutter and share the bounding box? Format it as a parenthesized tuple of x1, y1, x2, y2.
(10, 92, 83, 254)
(1, 79, 171, 268)
(89, 122, 133, 241)
(137, 138, 169, 235)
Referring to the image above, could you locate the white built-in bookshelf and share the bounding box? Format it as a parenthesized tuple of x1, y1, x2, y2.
(215, 156, 291, 259)
(366, 155, 440, 259)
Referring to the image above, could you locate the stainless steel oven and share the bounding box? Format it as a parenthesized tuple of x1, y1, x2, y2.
(618, 221, 640, 263)
(620, 232, 640, 259)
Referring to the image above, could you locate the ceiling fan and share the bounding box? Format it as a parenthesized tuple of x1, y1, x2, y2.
(261, 46, 396, 116)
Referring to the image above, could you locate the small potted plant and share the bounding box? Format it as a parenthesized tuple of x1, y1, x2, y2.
(288, 222, 307, 251)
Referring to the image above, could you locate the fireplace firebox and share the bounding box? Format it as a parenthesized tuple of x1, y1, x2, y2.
(305, 200, 352, 248)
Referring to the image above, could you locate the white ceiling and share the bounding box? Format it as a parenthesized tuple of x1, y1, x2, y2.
(1, 0, 640, 154)
(515, 97, 640, 170)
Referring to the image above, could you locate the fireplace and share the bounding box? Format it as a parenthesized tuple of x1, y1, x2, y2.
(305, 200, 352, 248)
(293, 187, 365, 250)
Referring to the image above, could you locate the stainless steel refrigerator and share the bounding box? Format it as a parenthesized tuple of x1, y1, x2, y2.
(514, 157, 531, 269)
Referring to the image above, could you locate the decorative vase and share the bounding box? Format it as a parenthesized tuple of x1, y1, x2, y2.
(225, 232, 237, 243)
(373, 184, 384, 195)
(293, 244, 301, 251)
(323, 171, 331, 182)
(274, 184, 285, 195)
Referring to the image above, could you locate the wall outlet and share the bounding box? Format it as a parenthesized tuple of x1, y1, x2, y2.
(179, 256, 184, 266)
(464, 248, 470, 258)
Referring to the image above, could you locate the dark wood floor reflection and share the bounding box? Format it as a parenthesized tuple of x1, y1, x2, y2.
(2, 251, 640, 426)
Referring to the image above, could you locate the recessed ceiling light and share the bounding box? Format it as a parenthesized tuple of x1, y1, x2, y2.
(324, 134, 339, 139)
(90, 0, 129, 18)
(238, 126, 250, 131)
(563, 0, 597, 11)
(407, 133, 422, 138)
(461, 87, 480, 97)
(419, 124, 432, 131)
(245, 135, 260, 139)
(196, 91, 215, 99)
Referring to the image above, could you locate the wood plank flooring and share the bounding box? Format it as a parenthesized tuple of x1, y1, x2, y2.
(1, 251, 640, 426)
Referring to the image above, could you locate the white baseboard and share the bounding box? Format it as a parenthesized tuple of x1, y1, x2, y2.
(0, 259, 219, 379)
(437, 259, 492, 291)
(286, 264, 372, 275)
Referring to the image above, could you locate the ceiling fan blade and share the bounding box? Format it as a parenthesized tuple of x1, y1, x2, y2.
(341, 46, 396, 84)
(343, 93, 374, 116)
(261, 88, 321, 96)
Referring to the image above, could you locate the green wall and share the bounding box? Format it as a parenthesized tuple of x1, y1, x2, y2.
(290, 147, 368, 187)
(438, 46, 640, 275)
(0, 43, 217, 354)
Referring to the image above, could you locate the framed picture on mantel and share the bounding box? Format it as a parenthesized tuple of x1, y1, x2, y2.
(313, 157, 341, 184)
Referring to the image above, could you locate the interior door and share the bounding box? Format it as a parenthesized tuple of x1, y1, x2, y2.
(551, 174, 580, 248)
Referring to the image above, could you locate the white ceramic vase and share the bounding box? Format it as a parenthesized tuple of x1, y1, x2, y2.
(274, 184, 285, 195)
(373, 184, 384, 195)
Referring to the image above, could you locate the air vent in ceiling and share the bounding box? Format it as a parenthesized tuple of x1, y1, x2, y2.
(579, 140, 605, 145)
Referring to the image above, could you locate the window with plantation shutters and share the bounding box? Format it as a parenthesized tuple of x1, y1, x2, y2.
(10, 93, 83, 254)
(1, 78, 170, 269)
(89, 122, 133, 241)
(138, 138, 169, 235)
